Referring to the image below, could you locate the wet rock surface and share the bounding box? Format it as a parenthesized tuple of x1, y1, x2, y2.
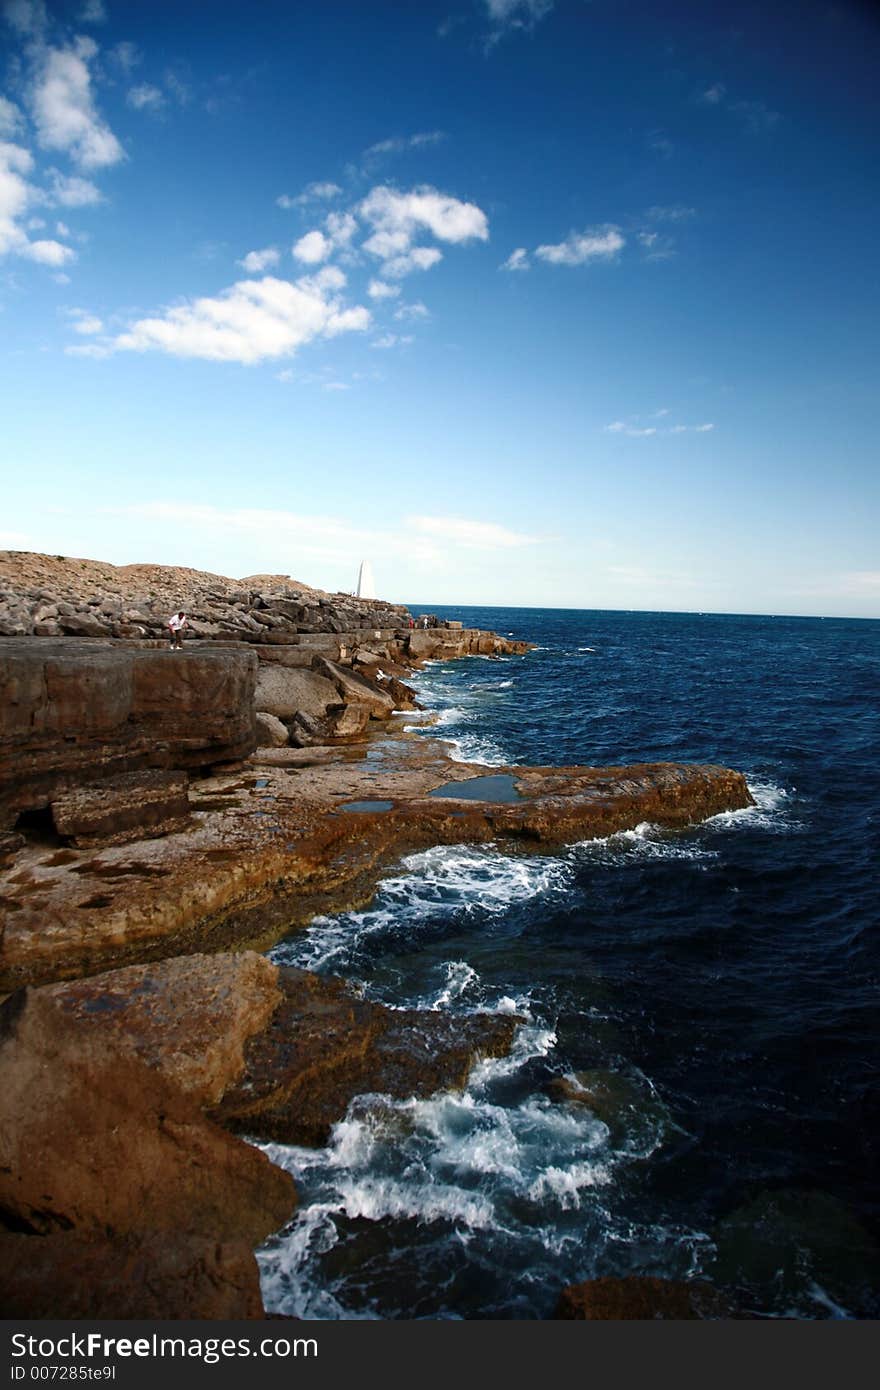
(212, 966, 520, 1146)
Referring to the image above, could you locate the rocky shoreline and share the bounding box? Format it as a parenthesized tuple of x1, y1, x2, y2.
(0, 552, 754, 1318)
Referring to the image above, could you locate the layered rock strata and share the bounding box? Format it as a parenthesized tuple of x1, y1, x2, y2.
(1, 639, 257, 830)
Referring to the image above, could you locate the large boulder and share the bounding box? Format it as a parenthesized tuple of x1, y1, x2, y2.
(314, 657, 395, 720)
(254, 711, 290, 747)
(254, 664, 338, 721)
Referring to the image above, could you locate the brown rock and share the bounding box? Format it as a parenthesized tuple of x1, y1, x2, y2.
(51, 769, 190, 847)
(255, 711, 290, 747)
(40, 952, 283, 1106)
(0, 640, 257, 829)
(556, 1276, 734, 1320)
(0, 1231, 265, 1319)
(314, 657, 395, 720)
(0, 986, 296, 1242)
(212, 966, 520, 1147)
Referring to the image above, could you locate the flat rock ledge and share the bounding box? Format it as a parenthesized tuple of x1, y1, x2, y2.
(0, 735, 753, 991)
(0, 951, 517, 1318)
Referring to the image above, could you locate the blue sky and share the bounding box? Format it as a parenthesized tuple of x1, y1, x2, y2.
(1, 0, 878, 616)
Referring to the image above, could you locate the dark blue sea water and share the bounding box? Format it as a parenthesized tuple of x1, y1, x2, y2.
(260, 608, 880, 1320)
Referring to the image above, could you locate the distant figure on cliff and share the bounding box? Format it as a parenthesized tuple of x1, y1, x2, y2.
(167, 611, 188, 649)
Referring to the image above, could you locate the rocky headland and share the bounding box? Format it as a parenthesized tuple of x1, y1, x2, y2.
(0, 551, 753, 1318)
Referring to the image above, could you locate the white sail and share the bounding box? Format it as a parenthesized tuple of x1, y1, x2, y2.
(355, 559, 376, 599)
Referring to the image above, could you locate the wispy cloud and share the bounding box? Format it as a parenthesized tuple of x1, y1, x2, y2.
(500, 247, 529, 271)
(393, 300, 429, 320)
(371, 332, 413, 350)
(604, 418, 714, 437)
(277, 181, 342, 210)
(535, 226, 623, 266)
(483, 0, 554, 45)
(647, 130, 674, 159)
(363, 131, 445, 162)
(127, 83, 165, 113)
(698, 82, 780, 132)
(646, 204, 696, 222)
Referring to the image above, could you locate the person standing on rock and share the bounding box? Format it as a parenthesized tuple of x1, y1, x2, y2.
(167, 611, 188, 649)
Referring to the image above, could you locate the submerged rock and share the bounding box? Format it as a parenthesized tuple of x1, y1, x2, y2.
(556, 1276, 735, 1319)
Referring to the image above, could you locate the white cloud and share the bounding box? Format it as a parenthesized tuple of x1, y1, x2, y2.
(500, 247, 529, 271)
(238, 246, 280, 273)
(0, 141, 34, 256)
(323, 381, 349, 391)
(393, 300, 429, 320)
(21, 236, 74, 265)
(79, 0, 106, 21)
(360, 184, 489, 258)
(109, 41, 140, 74)
(0, 96, 24, 137)
(66, 307, 103, 333)
(699, 83, 726, 105)
(367, 278, 399, 300)
(408, 514, 539, 548)
(46, 168, 103, 205)
(325, 209, 357, 247)
(277, 181, 342, 209)
(535, 226, 624, 266)
(127, 83, 165, 112)
(30, 38, 125, 169)
(0, 140, 75, 265)
(292, 229, 331, 264)
(381, 246, 443, 278)
(112, 273, 370, 365)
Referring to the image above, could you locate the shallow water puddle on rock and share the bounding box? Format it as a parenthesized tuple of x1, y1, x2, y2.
(428, 773, 522, 803)
(338, 800, 395, 813)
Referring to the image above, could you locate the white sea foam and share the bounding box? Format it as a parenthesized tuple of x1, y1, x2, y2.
(272, 844, 571, 973)
(705, 775, 802, 834)
(429, 960, 479, 1009)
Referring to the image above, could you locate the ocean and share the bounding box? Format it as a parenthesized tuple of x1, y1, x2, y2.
(259, 607, 880, 1320)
